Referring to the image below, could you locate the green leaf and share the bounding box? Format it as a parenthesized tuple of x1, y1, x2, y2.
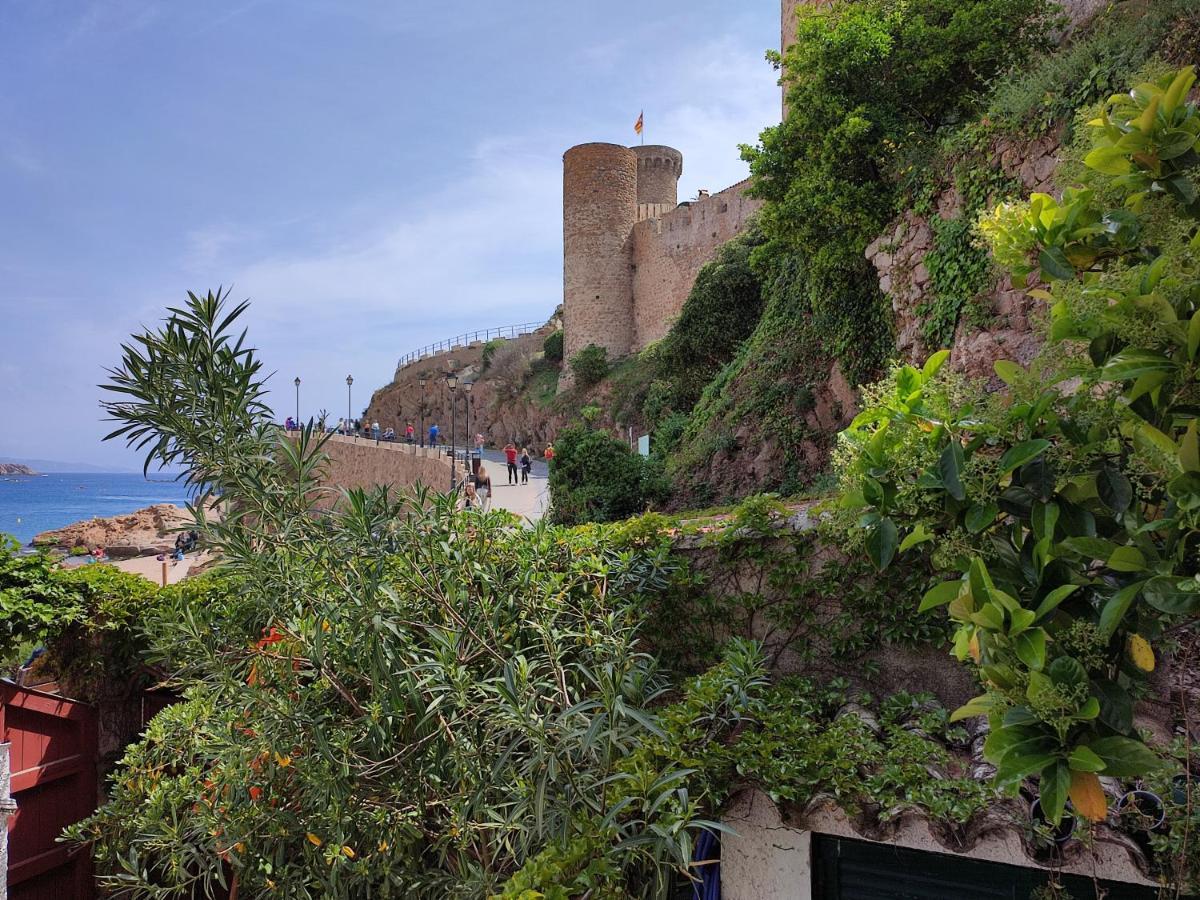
(1060, 536, 1118, 560)
(1068, 746, 1107, 773)
(1142, 575, 1200, 615)
(1008, 607, 1036, 636)
(1033, 584, 1078, 622)
(1014, 628, 1047, 671)
(866, 517, 898, 571)
(994, 359, 1022, 385)
(1038, 761, 1071, 825)
(1189, 309, 1200, 361)
(1091, 679, 1133, 733)
(964, 502, 999, 534)
(1084, 146, 1133, 176)
(1181, 421, 1200, 473)
(1031, 501, 1059, 541)
(998, 440, 1051, 475)
(938, 442, 966, 501)
(971, 603, 1005, 631)
(950, 694, 995, 722)
(1099, 581, 1145, 638)
(1101, 349, 1175, 382)
(1097, 467, 1132, 514)
(1106, 546, 1147, 572)
(923, 349, 950, 380)
(1087, 737, 1162, 777)
(1038, 246, 1076, 281)
(899, 523, 934, 552)
(919, 579, 962, 612)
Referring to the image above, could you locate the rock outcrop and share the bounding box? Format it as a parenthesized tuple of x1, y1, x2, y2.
(0, 463, 38, 476)
(33, 504, 193, 557)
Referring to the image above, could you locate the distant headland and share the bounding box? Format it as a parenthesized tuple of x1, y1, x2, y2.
(0, 463, 39, 476)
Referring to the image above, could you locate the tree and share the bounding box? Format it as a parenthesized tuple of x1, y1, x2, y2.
(548, 426, 670, 525)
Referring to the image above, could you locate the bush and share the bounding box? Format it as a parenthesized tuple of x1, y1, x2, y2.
(568, 343, 609, 389)
(480, 338, 506, 372)
(548, 426, 670, 525)
(543, 329, 564, 362)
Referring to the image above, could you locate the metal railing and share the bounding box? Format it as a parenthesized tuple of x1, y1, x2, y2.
(395, 322, 545, 372)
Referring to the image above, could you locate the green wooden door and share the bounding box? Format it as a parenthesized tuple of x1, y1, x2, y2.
(812, 835, 1160, 900)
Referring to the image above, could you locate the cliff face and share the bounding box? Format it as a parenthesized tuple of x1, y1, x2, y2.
(33, 503, 192, 556)
(0, 463, 38, 475)
(364, 318, 565, 451)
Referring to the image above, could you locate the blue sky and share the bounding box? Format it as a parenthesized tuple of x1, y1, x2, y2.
(0, 1, 780, 470)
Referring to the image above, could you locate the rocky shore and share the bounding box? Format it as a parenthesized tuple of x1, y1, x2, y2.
(33, 503, 193, 557)
(0, 463, 38, 475)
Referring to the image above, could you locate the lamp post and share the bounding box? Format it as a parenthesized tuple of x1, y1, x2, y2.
(346, 375, 353, 438)
(445, 373, 458, 491)
(463, 381, 474, 478)
(419, 377, 427, 448)
(294, 377, 301, 429)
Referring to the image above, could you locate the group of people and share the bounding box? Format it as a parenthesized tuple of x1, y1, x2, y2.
(503, 442, 534, 484)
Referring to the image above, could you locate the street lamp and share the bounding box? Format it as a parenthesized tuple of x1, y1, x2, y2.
(294, 377, 301, 429)
(346, 375, 353, 438)
(445, 373, 458, 491)
(463, 381, 474, 478)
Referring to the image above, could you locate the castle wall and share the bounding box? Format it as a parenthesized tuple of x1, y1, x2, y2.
(630, 179, 763, 349)
(632, 145, 683, 208)
(562, 143, 638, 366)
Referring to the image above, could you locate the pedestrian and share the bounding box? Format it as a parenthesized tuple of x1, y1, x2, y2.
(543, 443, 555, 463)
(475, 433, 485, 453)
(406, 422, 415, 444)
(520, 447, 531, 484)
(372, 420, 381, 443)
(461, 481, 478, 510)
(335, 418, 344, 435)
(504, 441, 518, 484)
(429, 423, 440, 446)
(476, 465, 492, 511)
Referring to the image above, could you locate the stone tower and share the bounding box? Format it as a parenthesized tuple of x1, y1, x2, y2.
(561, 141, 682, 372)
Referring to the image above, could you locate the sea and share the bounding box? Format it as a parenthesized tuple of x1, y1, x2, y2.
(0, 472, 194, 546)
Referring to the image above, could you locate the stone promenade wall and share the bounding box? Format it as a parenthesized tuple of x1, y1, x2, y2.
(319, 435, 458, 499)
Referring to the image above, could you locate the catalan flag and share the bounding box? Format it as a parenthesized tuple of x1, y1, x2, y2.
(634, 111, 643, 136)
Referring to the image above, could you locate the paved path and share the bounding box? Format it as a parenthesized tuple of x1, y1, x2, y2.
(473, 450, 549, 523)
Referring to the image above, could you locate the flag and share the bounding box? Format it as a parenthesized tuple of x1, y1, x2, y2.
(634, 111, 643, 135)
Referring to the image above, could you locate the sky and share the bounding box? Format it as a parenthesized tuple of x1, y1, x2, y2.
(0, 1, 781, 470)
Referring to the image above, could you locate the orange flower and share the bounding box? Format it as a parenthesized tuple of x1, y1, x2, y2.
(249, 786, 263, 802)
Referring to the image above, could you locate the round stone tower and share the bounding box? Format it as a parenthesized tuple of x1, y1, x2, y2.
(562, 142, 639, 371)
(632, 144, 683, 208)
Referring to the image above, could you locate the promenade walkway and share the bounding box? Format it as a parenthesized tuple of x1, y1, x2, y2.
(320, 434, 549, 522)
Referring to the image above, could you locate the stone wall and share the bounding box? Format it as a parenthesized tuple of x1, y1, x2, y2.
(631, 179, 763, 349)
(865, 128, 1064, 380)
(318, 435, 457, 500)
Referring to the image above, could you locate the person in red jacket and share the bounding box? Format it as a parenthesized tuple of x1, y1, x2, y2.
(503, 441, 519, 484)
(543, 444, 555, 463)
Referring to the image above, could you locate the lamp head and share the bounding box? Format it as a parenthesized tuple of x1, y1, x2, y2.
(294, 376, 301, 387)
(446, 373, 458, 391)
(419, 377, 427, 389)
(346, 375, 354, 387)
(464, 381, 474, 394)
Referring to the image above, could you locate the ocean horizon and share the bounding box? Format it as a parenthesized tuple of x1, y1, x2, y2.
(0, 472, 194, 546)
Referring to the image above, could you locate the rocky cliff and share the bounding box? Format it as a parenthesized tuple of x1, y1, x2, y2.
(0, 463, 38, 475)
(34, 503, 194, 557)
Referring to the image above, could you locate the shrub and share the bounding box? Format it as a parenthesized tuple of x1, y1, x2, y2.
(73, 291, 707, 898)
(548, 426, 670, 525)
(568, 343, 609, 389)
(480, 337, 506, 371)
(543, 329, 564, 362)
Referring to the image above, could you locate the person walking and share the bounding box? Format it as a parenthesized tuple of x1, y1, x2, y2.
(372, 420, 381, 443)
(543, 443, 555, 463)
(405, 422, 415, 444)
(519, 447, 531, 484)
(476, 465, 492, 511)
(429, 423, 440, 446)
(461, 481, 478, 510)
(504, 441, 519, 484)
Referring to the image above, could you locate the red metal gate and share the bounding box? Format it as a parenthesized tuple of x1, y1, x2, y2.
(1, 680, 97, 900)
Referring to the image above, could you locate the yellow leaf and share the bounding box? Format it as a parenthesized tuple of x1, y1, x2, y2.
(275, 753, 292, 768)
(306, 832, 323, 847)
(968, 632, 981, 664)
(342, 845, 356, 859)
(378, 840, 389, 853)
(1128, 634, 1156, 672)
(1069, 770, 1108, 822)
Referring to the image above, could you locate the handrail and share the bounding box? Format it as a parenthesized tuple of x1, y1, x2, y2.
(395, 322, 545, 373)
